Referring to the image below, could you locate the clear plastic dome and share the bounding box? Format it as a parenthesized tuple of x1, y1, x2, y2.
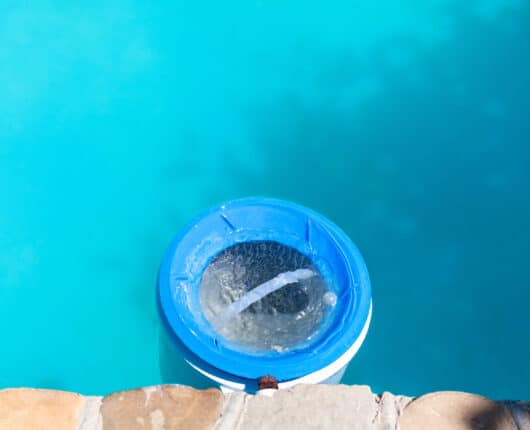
(199, 241, 337, 352)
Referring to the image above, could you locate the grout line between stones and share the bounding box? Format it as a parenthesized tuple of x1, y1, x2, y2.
(214, 392, 249, 430)
(76, 396, 103, 430)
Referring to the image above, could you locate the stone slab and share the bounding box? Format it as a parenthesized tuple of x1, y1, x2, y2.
(235, 384, 379, 430)
(0, 388, 84, 430)
(399, 391, 517, 430)
(0, 384, 528, 430)
(101, 385, 223, 430)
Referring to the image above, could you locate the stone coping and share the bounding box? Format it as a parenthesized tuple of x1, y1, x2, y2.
(0, 384, 528, 429)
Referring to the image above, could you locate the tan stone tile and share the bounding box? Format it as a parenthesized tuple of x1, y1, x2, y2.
(236, 384, 379, 430)
(398, 391, 517, 430)
(101, 385, 223, 430)
(0, 388, 84, 430)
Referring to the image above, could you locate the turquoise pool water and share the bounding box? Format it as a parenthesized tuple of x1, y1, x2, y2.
(1, 0, 529, 399)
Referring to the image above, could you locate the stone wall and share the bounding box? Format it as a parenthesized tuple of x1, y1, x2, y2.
(0, 384, 528, 429)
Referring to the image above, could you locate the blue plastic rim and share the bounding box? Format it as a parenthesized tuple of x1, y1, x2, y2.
(157, 197, 371, 382)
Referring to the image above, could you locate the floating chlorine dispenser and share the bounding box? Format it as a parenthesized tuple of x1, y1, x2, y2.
(157, 198, 372, 392)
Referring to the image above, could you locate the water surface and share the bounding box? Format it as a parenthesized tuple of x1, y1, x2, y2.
(1, 0, 529, 398)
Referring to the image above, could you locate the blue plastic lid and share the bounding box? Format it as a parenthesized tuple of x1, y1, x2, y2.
(157, 197, 371, 382)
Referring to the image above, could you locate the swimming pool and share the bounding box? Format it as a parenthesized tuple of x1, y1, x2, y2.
(1, 0, 529, 399)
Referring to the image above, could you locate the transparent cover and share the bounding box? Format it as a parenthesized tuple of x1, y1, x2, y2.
(199, 241, 337, 352)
